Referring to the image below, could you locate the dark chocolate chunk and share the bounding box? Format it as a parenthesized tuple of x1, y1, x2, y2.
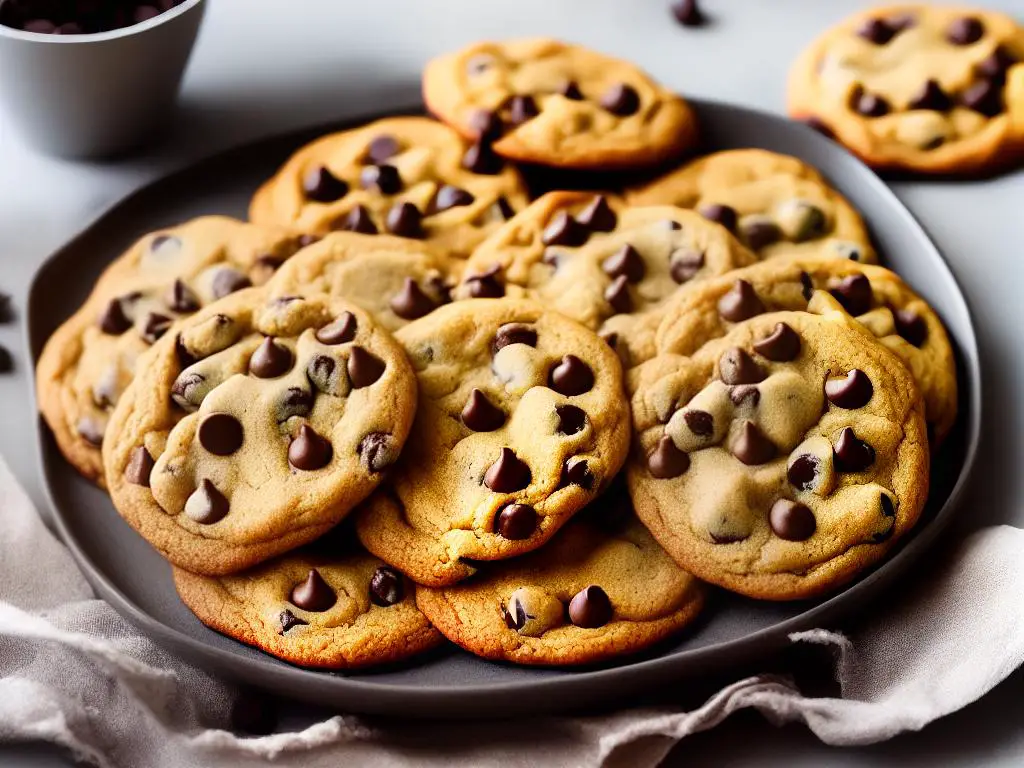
(166, 279, 199, 312)
(462, 389, 506, 432)
(850, 87, 890, 117)
(249, 337, 293, 378)
(719, 347, 765, 385)
(303, 166, 348, 203)
(211, 268, 252, 299)
(604, 275, 633, 313)
(316, 312, 357, 345)
(98, 297, 131, 335)
(976, 45, 1017, 82)
(648, 435, 690, 478)
(752, 322, 801, 361)
(185, 479, 228, 524)
(600, 83, 640, 116)
(908, 79, 952, 111)
(555, 404, 587, 435)
(894, 308, 927, 347)
(495, 503, 537, 540)
(468, 108, 503, 141)
(872, 493, 898, 542)
(541, 211, 590, 247)
(857, 17, 897, 44)
(602, 244, 645, 282)
(390, 278, 438, 319)
(717, 279, 765, 322)
(433, 184, 475, 212)
(290, 569, 336, 612)
(548, 355, 594, 395)
(493, 323, 537, 353)
(358, 432, 397, 472)
(365, 134, 401, 164)
(483, 447, 532, 492)
(198, 413, 244, 456)
(834, 427, 875, 472)
(560, 457, 595, 489)
(141, 312, 172, 344)
(558, 80, 584, 100)
(670, 249, 705, 284)
(599, 330, 618, 350)
(697, 203, 738, 232)
(464, 266, 505, 298)
(576, 195, 617, 232)
(947, 16, 984, 45)
(125, 446, 154, 487)
(731, 421, 777, 465)
(347, 346, 385, 388)
(338, 205, 378, 235)
(671, 0, 705, 27)
(385, 202, 424, 239)
(770, 499, 816, 541)
(369, 565, 404, 606)
(800, 271, 815, 301)
(825, 369, 873, 409)
(741, 219, 782, 250)
(788, 454, 820, 491)
(830, 273, 872, 316)
(279, 609, 307, 633)
(288, 424, 333, 470)
(360, 164, 402, 195)
(507, 94, 539, 125)
(684, 409, 713, 436)
(569, 585, 612, 628)
(462, 142, 504, 174)
(960, 78, 1003, 116)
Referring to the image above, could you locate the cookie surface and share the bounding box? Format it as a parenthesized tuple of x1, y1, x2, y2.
(355, 299, 631, 587)
(423, 38, 698, 170)
(416, 485, 704, 666)
(174, 535, 441, 669)
(104, 289, 417, 575)
(626, 149, 877, 263)
(788, 4, 1024, 174)
(629, 310, 929, 600)
(266, 232, 461, 332)
(654, 257, 957, 443)
(36, 217, 305, 485)
(249, 116, 530, 258)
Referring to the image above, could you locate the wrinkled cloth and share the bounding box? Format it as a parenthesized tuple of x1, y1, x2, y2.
(1, 454, 1022, 768)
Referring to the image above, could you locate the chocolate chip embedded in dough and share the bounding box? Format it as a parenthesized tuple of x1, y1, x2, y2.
(976, 45, 1017, 82)
(249, 337, 293, 378)
(288, 424, 333, 471)
(960, 78, 1003, 117)
(604, 275, 633, 314)
(600, 83, 640, 116)
(464, 266, 505, 298)
(777, 200, 828, 242)
(684, 409, 713, 436)
(548, 355, 594, 395)
(369, 565, 404, 606)
(338, 205, 378, 235)
(124, 446, 154, 487)
(468, 108, 503, 142)
(276, 386, 314, 422)
(834, 427, 875, 472)
(647, 435, 690, 479)
(541, 211, 590, 247)
(184, 479, 228, 524)
(739, 216, 782, 251)
(433, 184, 475, 212)
(385, 202, 424, 239)
(558, 80, 584, 100)
(909, 79, 952, 111)
(670, 249, 704, 284)
(800, 271, 815, 301)
(729, 384, 760, 407)
(769, 499, 816, 541)
(279, 609, 308, 633)
(602, 244, 645, 282)
(316, 312, 358, 345)
(717, 279, 765, 322)
(825, 369, 873, 409)
(390, 278, 438, 319)
(492, 323, 537, 353)
(829, 273, 872, 316)
(347, 346, 385, 388)
(365, 133, 401, 164)
(290, 569, 337, 612)
(850, 86, 890, 117)
(730, 421, 777, 465)
(359, 164, 402, 195)
(576, 195, 617, 232)
(946, 16, 984, 45)
(560, 457, 595, 489)
(141, 312, 173, 344)
(358, 432, 399, 472)
(697, 203, 738, 233)
(568, 585, 613, 628)
(507, 94, 539, 126)
(303, 166, 348, 203)
(495, 503, 538, 540)
(198, 413, 244, 456)
(857, 17, 897, 45)
(483, 447, 531, 492)
(166, 279, 199, 313)
(461, 388, 506, 432)
(894, 309, 927, 347)
(752, 322, 801, 362)
(719, 347, 765, 385)
(555, 404, 587, 435)
(211, 268, 252, 299)
(98, 297, 131, 335)
(462, 142, 505, 175)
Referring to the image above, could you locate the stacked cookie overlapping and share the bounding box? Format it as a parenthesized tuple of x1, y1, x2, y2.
(36, 35, 957, 670)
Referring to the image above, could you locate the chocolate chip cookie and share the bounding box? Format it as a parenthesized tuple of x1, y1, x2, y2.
(629, 310, 929, 600)
(416, 483, 704, 665)
(788, 5, 1024, 174)
(249, 116, 530, 258)
(423, 38, 698, 170)
(654, 257, 957, 444)
(265, 232, 460, 332)
(104, 289, 417, 575)
(627, 149, 877, 263)
(453, 191, 758, 367)
(36, 216, 306, 485)
(354, 299, 631, 587)
(174, 536, 441, 668)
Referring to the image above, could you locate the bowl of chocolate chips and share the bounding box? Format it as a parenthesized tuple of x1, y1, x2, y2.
(0, 0, 206, 157)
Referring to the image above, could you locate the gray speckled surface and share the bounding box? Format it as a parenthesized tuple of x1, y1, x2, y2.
(1, 0, 1022, 764)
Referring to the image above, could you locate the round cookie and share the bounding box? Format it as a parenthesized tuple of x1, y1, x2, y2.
(354, 299, 631, 587)
(788, 4, 1024, 174)
(174, 536, 442, 669)
(423, 38, 698, 170)
(249, 116, 530, 258)
(104, 288, 417, 575)
(653, 257, 957, 444)
(626, 149, 877, 263)
(453, 191, 758, 367)
(265, 232, 461, 333)
(416, 484, 704, 666)
(36, 216, 306, 485)
(628, 310, 929, 600)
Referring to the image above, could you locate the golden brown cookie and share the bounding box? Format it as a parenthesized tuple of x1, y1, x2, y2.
(423, 38, 698, 170)
(626, 149, 877, 263)
(249, 116, 530, 258)
(788, 4, 1024, 174)
(416, 484, 704, 666)
(36, 216, 305, 485)
(104, 289, 417, 575)
(629, 310, 929, 600)
(355, 299, 631, 587)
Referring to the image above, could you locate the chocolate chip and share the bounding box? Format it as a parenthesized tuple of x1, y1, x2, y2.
(697, 203, 738, 232)
(507, 94, 539, 126)
(358, 432, 397, 472)
(469, 108, 503, 141)
(788, 454, 820, 491)
(872, 493, 897, 542)
(98, 297, 131, 335)
(277, 387, 314, 421)
(731, 421, 777, 465)
(141, 312, 172, 344)
(719, 347, 765, 385)
(718, 279, 765, 322)
(558, 80, 584, 100)
(249, 337, 293, 378)
(947, 16, 983, 45)
(76, 417, 104, 446)
(369, 565, 404, 606)
(800, 271, 815, 301)
(290, 569, 336, 612)
(976, 45, 1017, 82)
(752, 322, 801, 361)
(569, 585, 613, 628)
(541, 211, 589, 247)
(316, 312, 357, 345)
(857, 17, 898, 44)
(462, 389, 506, 431)
(560, 457, 595, 489)
(894, 309, 927, 347)
(770, 500, 816, 541)
(462, 142, 504, 174)
(338, 205, 378, 234)
(170, 372, 206, 411)
(850, 86, 890, 117)
(198, 413, 244, 456)
(184, 479, 228, 524)
(602, 244, 645, 282)
(909, 79, 952, 111)
(465, 266, 505, 298)
(365, 134, 401, 164)
(211, 268, 252, 299)
(385, 202, 424, 239)
(684, 410, 713, 436)
(600, 83, 640, 116)
(288, 424, 333, 470)
(604, 275, 633, 314)
(125, 446, 154, 487)
(834, 427, 875, 472)
(552, 404, 586, 435)
(503, 598, 530, 630)
(495, 503, 537, 540)
(830, 273, 872, 316)
(307, 354, 337, 396)
(576, 195, 617, 232)
(960, 78, 1003, 116)
(434, 184, 475, 212)
(670, 249, 705, 284)
(648, 435, 690, 478)
(483, 447, 531, 492)
(729, 384, 760, 406)
(360, 164, 402, 195)
(347, 346, 385, 388)
(390, 278, 438, 319)
(303, 166, 348, 203)
(599, 330, 618, 350)
(548, 355, 594, 395)
(492, 196, 516, 220)
(279, 609, 307, 633)
(166, 279, 199, 312)
(740, 219, 782, 250)
(671, 0, 705, 27)
(493, 323, 537, 353)
(784, 202, 828, 242)
(825, 369, 873, 409)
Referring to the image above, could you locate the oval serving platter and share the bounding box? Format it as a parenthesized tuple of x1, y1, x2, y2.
(26, 99, 981, 719)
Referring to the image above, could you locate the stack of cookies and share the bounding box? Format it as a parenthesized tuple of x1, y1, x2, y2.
(36, 23, 968, 670)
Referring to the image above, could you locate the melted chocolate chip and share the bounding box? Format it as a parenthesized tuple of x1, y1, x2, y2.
(718, 279, 765, 322)
(469, 108, 503, 141)
(369, 565, 404, 606)
(356, 432, 395, 472)
(548, 355, 594, 395)
(360, 164, 402, 195)
(385, 202, 424, 239)
(279, 609, 308, 633)
(752, 322, 801, 362)
(462, 389, 506, 432)
(249, 337, 293, 378)
(894, 309, 928, 347)
(492, 323, 537, 353)
(719, 347, 765, 385)
(462, 142, 504, 174)
(185, 479, 228, 524)
(338, 205, 378, 235)
(365, 133, 401, 164)
(569, 585, 613, 628)
(434, 184, 475, 212)
(390, 278, 438, 319)
(600, 83, 640, 116)
(909, 79, 952, 111)
(316, 312, 357, 345)
(770, 500, 816, 541)
(670, 249, 705, 284)
(495, 503, 537, 540)
(648, 435, 690, 478)
(555, 404, 587, 436)
(788, 454, 820, 491)
(347, 346, 385, 388)
(98, 298, 131, 335)
(288, 424, 333, 470)
(507, 94, 539, 125)
(483, 447, 531, 492)
(602, 244, 645, 282)
(541, 211, 590, 247)
(731, 421, 777, 465)
(277, 387, 314, 421)
(560, 457, 595, 489)
(960, 78, 1003, 116)
(830, 273, 872, 316)
(604, 275, 633, 313)
(576, 195, 617, 232)
(825, 369, 873, 408)
(697, 203, 738, 232)
(290, 569, 336, 612)
(307, 355, 338, 395)
(211, 268, 252, 299)
(125, 446, 154, 487)
(684, 410, 713, 436)
(834, 427, 875, 472)
(198, 413, 244, 456)
(976, 45, 1017, 82)
(947, 16, 984, 45)
(303, 166, 348, 203)
(166, 279, 199, 312)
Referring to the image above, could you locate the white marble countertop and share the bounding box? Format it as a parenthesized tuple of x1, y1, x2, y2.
(2, 0, 1023, 764)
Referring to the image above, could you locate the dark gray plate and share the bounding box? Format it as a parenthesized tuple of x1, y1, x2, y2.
(26, 100, 981, 719)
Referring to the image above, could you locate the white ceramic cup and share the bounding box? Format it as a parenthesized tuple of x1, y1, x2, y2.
(0, 0, 206, 158)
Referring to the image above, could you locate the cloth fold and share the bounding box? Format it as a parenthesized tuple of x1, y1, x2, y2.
(1, 454, 1021, 768)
